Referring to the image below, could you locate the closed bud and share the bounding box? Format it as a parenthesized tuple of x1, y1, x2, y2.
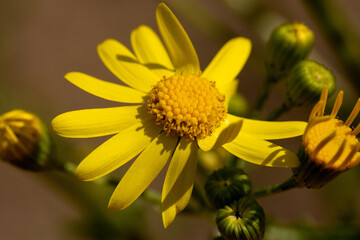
(286, 60, 336, 106)
(0, 110, 53, 171)
(265, 22, 315, 81)
(216, 197, 265, 240)
(205, 167, 252, 209)
(293, 87, 360, 188)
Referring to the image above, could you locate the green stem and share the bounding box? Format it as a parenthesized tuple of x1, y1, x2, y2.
(56, 160, 163, 209)
(252, 177, 301, 198)
(249, 75, 275, 119)
(266, 101, 294, 121)
(302, 0, 360, 92)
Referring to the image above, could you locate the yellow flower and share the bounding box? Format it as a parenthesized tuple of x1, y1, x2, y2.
(293, 86, 360, 188)
(52, 3, 306, 228)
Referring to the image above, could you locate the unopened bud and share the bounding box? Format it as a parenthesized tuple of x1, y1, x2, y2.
(265, 22, 315, 81)
(0, 110, 53, 171)
(205, 167, 252, 209)
(216, 197, 265, 240)
(286, 60, 336, 106)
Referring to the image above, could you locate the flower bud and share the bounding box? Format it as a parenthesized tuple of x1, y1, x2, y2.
(286, 60, 336, 106)
(293, 87, 360, 188)
(216, 197, 265, 240)
(228, 93, 248, 117)
(205, 167, 252, 209)
(265, 22, 315, 82)
(0, 110, 53, 171)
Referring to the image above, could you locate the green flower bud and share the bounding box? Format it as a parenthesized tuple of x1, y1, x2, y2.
(228, 93, 248, 117)
(0, 110, 53, 171)
(216, 197, 265, 240)
(286, 60, 336, 106)
(205, 167, 252, 209)
(265, 22, 315, 81)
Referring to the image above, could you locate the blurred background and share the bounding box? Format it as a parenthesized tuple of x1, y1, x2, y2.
(1, 0, 360, 239)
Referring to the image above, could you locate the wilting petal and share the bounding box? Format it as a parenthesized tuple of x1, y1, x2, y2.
(108, 132, 178, 211)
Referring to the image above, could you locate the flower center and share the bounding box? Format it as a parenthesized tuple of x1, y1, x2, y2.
(303, 117, 360, 171)
(147, 73, 227, 139)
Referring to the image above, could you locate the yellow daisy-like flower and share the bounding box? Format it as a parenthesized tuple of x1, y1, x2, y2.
(293, 86, 360, 188)
(52, 3, 306, 228)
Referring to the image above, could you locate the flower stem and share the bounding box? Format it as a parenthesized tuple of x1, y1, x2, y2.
(249, 75, 275, 119)
(252, 177, 301, 198)
(266, 101, 294, 121)
(56, 160, 163, 208)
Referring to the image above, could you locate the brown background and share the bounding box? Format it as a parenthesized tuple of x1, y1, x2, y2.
(1, 0, 360, 239)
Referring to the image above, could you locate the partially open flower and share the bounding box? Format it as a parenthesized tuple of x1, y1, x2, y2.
(293, 86, 360, 188)
(0, 110, 53, 171)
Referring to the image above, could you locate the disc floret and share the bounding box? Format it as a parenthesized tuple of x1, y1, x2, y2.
(147, 73, 227, 139)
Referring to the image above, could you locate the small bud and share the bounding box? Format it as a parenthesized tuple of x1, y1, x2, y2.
(265, 22, 315, 81)
(286, 60, 336, 106)
(228, 93, 248, 117)
(216, 197, 265, 240)
(205, 167, 252, 209)
(293, 87, 360, 188)
(0, 110, 53, 171)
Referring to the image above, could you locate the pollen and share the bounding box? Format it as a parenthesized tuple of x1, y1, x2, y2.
(147, 73, 227, 139)
(303, 87, 360, 171)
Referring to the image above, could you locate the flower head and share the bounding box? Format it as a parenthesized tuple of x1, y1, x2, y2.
(52, 3, 306, 227)
(293, 86, 360, 188)
(0, 110, 52, 171)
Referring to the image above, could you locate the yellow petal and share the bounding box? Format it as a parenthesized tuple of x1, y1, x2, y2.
(65, 72, 146, 103)
(229, 114, 307, 139)
(52, 106, 146, 138)
(76, 117, 162, 181)
(131, 25, 174, 70)
(197, 116, 243, 152)
(156, 3, 200, 74)
(97, 39, 158, 92)
(223, 133, 300, 167)
(162, 138, 197, 228)
(108, 132, 178, 211)
(202, 37, 251, 93)
(224, 79, 239, 106)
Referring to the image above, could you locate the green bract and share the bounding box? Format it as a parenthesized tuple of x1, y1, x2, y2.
(216, 197, 265, 240)
(205, 167, 252, 209)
